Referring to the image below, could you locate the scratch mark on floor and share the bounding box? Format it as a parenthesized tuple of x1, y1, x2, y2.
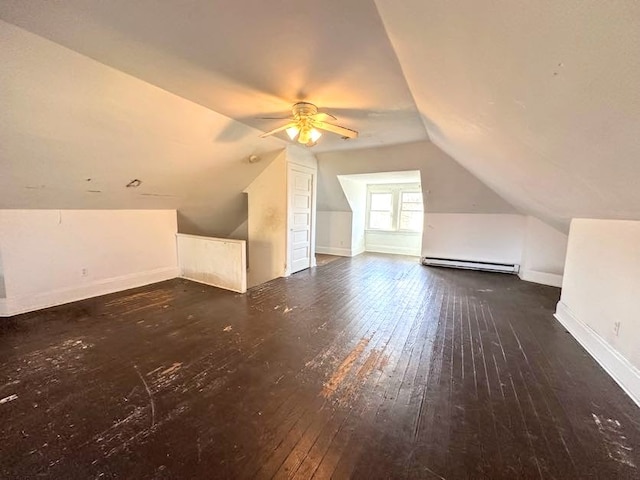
(134, 365, 156, 427)
(0, 394, 18, 404)
(160, 362, 182, 376)
(592, 413, 636, 468)
(0, 380, 20, 391)
(423, 465, 447, 480)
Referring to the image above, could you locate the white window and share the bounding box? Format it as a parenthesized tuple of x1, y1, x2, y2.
(368, 192, 394, 230)
(366, 184, 423, 232)
(399, 192, 424, 231)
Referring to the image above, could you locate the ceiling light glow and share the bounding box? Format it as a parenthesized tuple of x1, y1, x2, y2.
(286, 126, 299, 140)
(310, 128, 322, 143)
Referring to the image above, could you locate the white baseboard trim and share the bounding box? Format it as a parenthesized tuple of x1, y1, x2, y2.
(365, 244, 421, 256)
(519, 269, 564, 288)
(555, 301, 640, 408)
(316, 246, 354, 257)
(0, 266, 180, 317)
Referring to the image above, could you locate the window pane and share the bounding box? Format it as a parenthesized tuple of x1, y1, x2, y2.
(401, 202, 423, 212)
(401, 192, 423, 212)
(400, 211, 423, 231)
(370, 193, 393, 211)
(402, 192, 422, 204)
(369, 211, 393, 230)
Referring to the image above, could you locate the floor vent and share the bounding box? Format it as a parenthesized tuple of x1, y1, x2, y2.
(421, 257, 520, 274)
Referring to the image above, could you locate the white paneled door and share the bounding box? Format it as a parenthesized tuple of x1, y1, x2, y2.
(288, 165, 315, 274)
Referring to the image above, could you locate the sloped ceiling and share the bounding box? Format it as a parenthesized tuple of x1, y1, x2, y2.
(0, 20, 284, 237)
(3, 1, 639, 231)
(0, 0, 426, 152)
(374, 0, 640, 228)
(317, 141, 517, 215)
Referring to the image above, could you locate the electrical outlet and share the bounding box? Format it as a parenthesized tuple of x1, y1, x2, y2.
(81, 268, 88, 277)
(614, 321, 621, 336)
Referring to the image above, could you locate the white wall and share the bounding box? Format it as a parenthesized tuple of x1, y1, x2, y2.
(366, 231, 422, 256)
(422, 214, 525, 265)
(0, 250, 5, 298)
(177, 234, 246, 293)
(422, 214, 568, 285)
(352, 210, 366, 255)
(245, 147, 318, 286)
(338, 176, 367, 255)
(286, 145, 318, 171)
(556, 219, 640, 407)
(245, 152, 288, 287)
(229, 219, 248, 241)
(519, 216, 568, 287)
(316, 140, 519, 261)
(316, 141, 568, 278)
(316, 211, 353, 256)
(0, 210, 178, 316)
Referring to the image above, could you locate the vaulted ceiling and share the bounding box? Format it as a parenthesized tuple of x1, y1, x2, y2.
(0, 0, 426, 152)
(2, 1, 639, 229)
(375, 0, 640, 228)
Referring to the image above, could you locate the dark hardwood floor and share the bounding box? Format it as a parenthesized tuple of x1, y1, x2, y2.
(1, 254, 639, 479)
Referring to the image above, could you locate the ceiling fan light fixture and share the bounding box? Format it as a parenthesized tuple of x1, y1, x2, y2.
(310, 128, 322, 143)
(259, 102, 358, 146)
(286, 126, 300, 140)
(298, 127, 311, 144)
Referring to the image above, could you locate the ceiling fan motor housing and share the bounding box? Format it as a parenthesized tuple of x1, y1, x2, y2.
(292, 102, 318, 118)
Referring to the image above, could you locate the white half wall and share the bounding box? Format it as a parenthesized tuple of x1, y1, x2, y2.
(422, 214, 525, 265)
(0, 210, 179, 316)
(177, 234, 246, 293)
(556, 219, 640, 407)
(519, 216, 568, 288)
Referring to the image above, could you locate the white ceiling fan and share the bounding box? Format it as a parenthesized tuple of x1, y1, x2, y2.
(259, 102, 358, 147)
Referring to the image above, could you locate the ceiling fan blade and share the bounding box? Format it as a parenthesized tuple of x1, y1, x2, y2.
(313, 120, 359, 139)
(259, 122, 296, 138)
(258, 116, 294, 120)
(309, 112, 337, 121)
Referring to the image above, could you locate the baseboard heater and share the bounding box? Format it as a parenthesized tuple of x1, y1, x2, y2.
(421, 257, 520, 274)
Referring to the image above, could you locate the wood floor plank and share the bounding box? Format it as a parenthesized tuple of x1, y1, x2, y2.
(1, 253, 639, 479)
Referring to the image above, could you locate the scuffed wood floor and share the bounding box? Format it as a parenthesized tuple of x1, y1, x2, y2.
(1, 254, 639, 479)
